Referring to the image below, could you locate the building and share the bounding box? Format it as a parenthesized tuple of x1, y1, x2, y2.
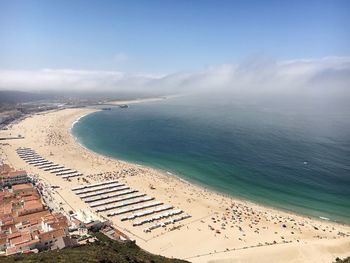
(12, 183, 34, 195)
(36, 228, 66, 250)
(17, 199, 45, 216)
(0, 164, 12, 174)
(41, 213, 69, 234)
(0, 180, 76, 256)
(0, 165, 29, 187)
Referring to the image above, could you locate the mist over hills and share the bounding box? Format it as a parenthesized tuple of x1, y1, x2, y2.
(0, 90, 58, 104)
(0, 90, 166, 106)
(0, 57, 349, 100)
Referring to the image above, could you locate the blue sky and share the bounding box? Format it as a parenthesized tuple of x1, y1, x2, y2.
(0, 0, 349, 74)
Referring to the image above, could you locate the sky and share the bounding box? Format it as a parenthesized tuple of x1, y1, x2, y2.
(0, 0, 349, 95)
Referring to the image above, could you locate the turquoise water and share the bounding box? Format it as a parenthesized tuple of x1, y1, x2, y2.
(72, 95, 350, 224)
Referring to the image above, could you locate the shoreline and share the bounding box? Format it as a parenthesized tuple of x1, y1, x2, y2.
(106, 96, 169, 106)
(1, 105, 350, 262)
(70, 107, 349, 227)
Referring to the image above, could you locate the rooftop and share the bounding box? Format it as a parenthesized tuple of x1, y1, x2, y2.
(1, 170, 27, 178)
(39, 229, 65, 243)
(12, 183, 33, 191)
(0, 164, 13, 175)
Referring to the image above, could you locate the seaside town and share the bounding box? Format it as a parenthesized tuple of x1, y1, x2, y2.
(0, 161, 132, 256)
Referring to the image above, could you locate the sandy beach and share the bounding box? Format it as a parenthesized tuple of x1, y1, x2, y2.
(1, 106, 350, 263)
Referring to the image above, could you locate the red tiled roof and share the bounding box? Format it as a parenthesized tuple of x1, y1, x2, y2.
(22, 196, 38, 203)
(12, 183, 33, 191)
(2, 170, 27, 178)
(7, 232, 21, 239)
(39, 228, 65, 243)
(0, 203, 13, 215)
(5, 247, 18, 256)
(9, 232, 31, 246)
(0, 237, 7, 246)
(14, 210, 50, 224)
(0, 164, 13, 174)
(23, 200, 43, 210)
(42, 213, 68, 230)
(16, 238, 40, 249)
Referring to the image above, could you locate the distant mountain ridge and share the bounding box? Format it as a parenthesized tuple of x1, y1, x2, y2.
(0, 90, 169, 106)
(0, 90, 56, 104)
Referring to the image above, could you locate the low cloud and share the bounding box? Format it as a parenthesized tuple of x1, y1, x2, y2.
(0, 57, 349, 98)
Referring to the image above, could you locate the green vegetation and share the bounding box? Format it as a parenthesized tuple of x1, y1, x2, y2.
(1, 232, 188, 263)
(336, 257, 350, 263)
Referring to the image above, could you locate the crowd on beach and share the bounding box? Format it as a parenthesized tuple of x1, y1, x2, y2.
(213, 201, 349, 241)
(86, 168, 145, 181)
(45, 128, 69, 146)
(82, 167, 350, 248)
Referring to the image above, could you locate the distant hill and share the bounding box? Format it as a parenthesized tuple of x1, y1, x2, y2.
(0, 90, 167, 104)
(2, 232, 189, 263)
(0, 90, 57, 104)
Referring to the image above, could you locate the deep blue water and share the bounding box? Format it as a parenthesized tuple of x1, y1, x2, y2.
(72, 95, 350, 224)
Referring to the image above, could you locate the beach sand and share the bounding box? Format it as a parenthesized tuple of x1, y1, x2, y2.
(1, 107, 350, 262)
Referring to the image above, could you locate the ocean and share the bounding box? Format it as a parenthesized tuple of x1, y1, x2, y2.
(72, 94, 350, 224)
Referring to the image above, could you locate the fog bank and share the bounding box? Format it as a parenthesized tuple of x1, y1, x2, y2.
(0, 57, 349, 99)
